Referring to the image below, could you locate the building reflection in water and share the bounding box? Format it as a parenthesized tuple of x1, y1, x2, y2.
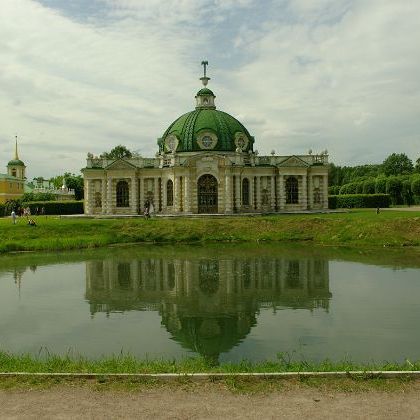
(85, 254, 331, 363)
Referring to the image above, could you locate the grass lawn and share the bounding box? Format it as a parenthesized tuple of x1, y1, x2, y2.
(0, 209, 419, 254)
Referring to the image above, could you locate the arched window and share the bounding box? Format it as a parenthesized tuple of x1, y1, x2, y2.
(11, 169, 16, 177)
(286, 177, 299, 204)
(242, 178, 249, 206)
(166, 179, 173, 206)
(116, 180, 129, 207)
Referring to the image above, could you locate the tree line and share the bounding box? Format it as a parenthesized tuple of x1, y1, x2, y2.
(329, 153, 420, 205)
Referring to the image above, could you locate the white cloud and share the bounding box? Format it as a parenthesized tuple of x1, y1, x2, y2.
(0, 0, 419, 178)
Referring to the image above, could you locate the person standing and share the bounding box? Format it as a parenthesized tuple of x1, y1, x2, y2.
(11, 210, 17, 224)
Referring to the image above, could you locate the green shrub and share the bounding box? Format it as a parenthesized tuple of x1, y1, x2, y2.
(402, 180, 414, 205)
(21, 192, 56, 202)
(23, 201, 84, 215)
(0, 203, 5, 217)
(375, 177, 387, 194)
(329, 194, 390, 208)
(386, 177, 403, 205)
(355, 181, 364, 194)
(339, 182, 358, 194)
(412, 177, 420, 195)
(328, 195, 337, 209)
(362, 179, 376, 194)
(328, 186, 340, 195)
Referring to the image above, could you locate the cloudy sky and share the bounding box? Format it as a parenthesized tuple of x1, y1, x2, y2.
(1, 0, 419, 178)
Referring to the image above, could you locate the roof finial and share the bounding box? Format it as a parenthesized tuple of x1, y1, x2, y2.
(200, 60, 210, 86)
(14, 135, 19, 160)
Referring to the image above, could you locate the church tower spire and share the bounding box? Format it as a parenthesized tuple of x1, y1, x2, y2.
(14, 135, 19, 160)
(7, 135, 26, 179)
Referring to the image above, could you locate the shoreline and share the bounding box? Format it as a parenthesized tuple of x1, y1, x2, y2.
(1, 210, 420, 255)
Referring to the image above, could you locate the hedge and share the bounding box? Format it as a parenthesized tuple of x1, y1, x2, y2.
(20, 201, 84, 215)
(329, 194, 390, 209)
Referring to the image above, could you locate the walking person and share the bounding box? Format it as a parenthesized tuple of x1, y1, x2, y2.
(11, 210, 17, 224)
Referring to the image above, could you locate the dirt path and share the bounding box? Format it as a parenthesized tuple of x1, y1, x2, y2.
(1, 383, 420, 419)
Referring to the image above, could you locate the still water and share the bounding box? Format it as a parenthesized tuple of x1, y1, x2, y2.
(0, 244, 419, 363)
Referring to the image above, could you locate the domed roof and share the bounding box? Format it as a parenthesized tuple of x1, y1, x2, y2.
(158, 64, 255, 153)
(196, 87, 214, 96)
(159, 108, 254, 153)
(8, 159, 25, 167)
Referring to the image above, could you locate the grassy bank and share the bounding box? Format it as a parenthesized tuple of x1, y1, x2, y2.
(1, 352, 419, 374)
(1, 210, 420, 254)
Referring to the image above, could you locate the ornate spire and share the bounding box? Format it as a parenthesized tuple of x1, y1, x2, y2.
(200, 60, 210, 86)
(14, 135, 19, 160)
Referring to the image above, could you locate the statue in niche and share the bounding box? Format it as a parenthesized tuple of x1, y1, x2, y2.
(262, 189, 269, 205)
(313, 188, 321, 204)
(94, 192, 102, 208)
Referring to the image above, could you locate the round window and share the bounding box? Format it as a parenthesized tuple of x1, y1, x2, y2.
(201, 135, 214, 148)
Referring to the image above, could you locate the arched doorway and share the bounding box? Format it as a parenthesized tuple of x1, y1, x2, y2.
(197, 174, 218, 213)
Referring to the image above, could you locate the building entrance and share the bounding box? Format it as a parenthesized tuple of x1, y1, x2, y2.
(197, 174, 218, 213)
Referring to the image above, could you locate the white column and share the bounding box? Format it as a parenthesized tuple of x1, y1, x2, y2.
(270, 175, 276, 211)
(308, 175, 313, 209)
(101, 178, 107, 214)
(256, 176, 261, 211)
(235, 175, 241, 212)
(139, 177, 144, 211)
(250, 176, 254, 210)
(278, 175, 284, 210)
(184, 176, 191, 213)
(174, 176, 180, 212)
(301, 175, 307, 209)
(85, 180, 93, 214)
(131, 176, 138, 214)
(323, 175, 329, 209)
(224, 173, 232, 213)
(154, 177, 159, 212)
(106, 177, 113, 214)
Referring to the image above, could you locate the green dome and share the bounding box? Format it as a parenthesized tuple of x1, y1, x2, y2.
(7, 159, 25, 167)
(159, 108, 255, 153)
(196, 88, 214, 96)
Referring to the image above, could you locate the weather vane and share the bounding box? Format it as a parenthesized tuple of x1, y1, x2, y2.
(200, 60, 210, 86)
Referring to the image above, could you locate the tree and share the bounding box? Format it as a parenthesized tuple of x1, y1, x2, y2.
(415, 157, 420, 173)
(50, 175, 64, 189)
(362, 179, 375, 194)
(386, 176, 403, 205)
(103, 145, 132, 160)
(382, 153, 414, 176)
(64, 173, 84, 200)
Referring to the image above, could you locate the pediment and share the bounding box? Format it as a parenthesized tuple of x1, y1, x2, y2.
(277, 155, 309, 168)
(105, 159, 137, 170)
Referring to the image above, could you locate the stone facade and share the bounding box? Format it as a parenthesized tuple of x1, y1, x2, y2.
(83, 152, 329, 215)
(82, 67, 329, 215)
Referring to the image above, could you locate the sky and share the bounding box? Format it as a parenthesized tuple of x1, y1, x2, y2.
(0, 0, 419, 178)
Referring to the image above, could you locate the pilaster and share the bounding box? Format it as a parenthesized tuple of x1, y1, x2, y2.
(106, 177, 113, 214)
(323, 175, 329, 209)
(270, 175, 276, 211)
(256, 176, 261, 211)
(184, 176, 191, 213)
(101, 177, 107, 214)
(131, 176, 138, 214)
(224, 173, 232, 213)
(278, 175, 285, 210)
(235, 174, 241, 212)
(300, 175, 307, 209)
(174, 176, 180, 212)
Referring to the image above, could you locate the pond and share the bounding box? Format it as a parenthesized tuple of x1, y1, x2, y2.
(0, 244, 419, 364)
